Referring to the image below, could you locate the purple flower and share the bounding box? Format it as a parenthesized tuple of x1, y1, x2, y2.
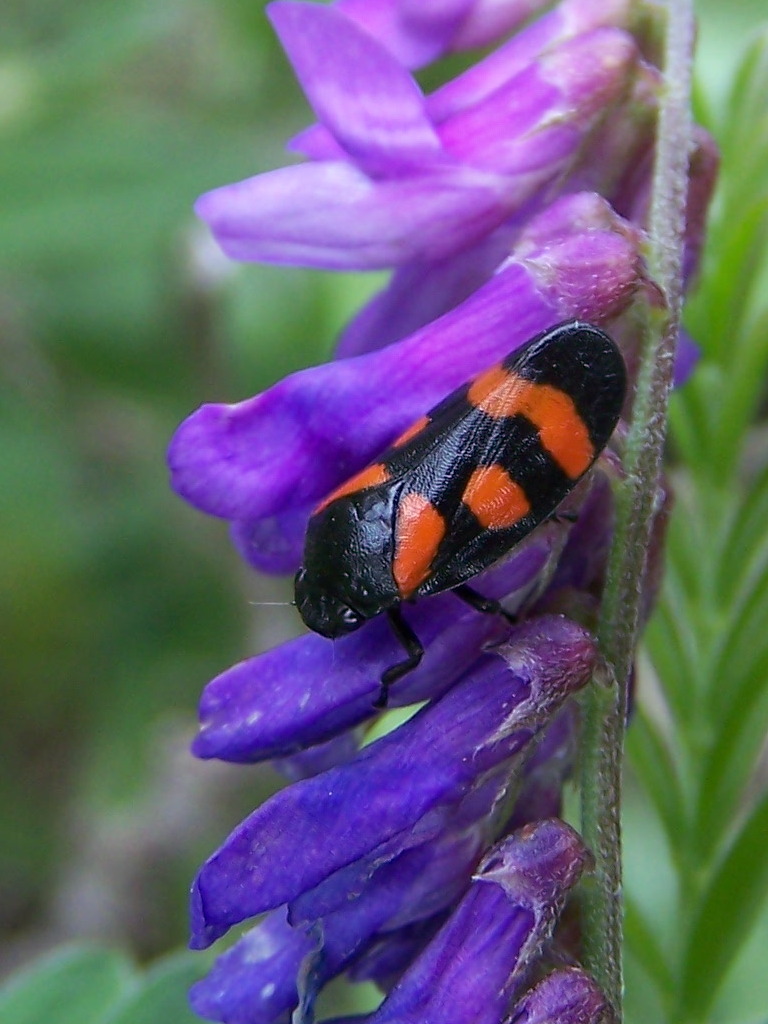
(191, 819, 594, 1024)
(175, 2, 717, 1021)
(195, 1, 640, 270)
(506, 967, 611, 1023)
(191, 616, 596, 947)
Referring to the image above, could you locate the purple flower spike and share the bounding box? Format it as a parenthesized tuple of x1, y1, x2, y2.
(190, 616, 596, 947)
(179, 0, 719, 1017)
(193, 536, 557, 764)
(326, 820, 592, 1024)
(170, 193, 642, 543)
(507, 968, 612, 1024)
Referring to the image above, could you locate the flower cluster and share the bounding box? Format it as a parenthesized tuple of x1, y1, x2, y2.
(170, 2, 716, 1022)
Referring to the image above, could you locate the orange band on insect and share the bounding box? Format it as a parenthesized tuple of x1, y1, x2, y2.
(468, 369, 593, 478)
(393, 493, 446, 598)
(462, 464, 531, 529)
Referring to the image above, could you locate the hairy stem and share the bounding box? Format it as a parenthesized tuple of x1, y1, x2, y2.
(579, 0, 695, 1014)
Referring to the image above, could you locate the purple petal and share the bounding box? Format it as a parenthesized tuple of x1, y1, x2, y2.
(436, 29, 638, 174)
(507, 968, 611, 1024)
(268, 3, 443, 176)
(504, 703, 578, 829)
(287, 122, 348, 161)
(347, 916, 446, 992)
(171, 193, 643, 526)
(190, 908, 314, 1024)
(334, 0, 473, 69)
(272, 731, 361, 782)
(230, 505, 313, 575)
(674, 328, 700, 386)
(288, 768, 510, 926)
(450, 0, 558, 52)
(294, 0, 637, 161)
(195, 160, 513, 270)
(335, 227, 516, 359)
(193, 538, 558, 763)
(428, 0, 633, 122)
(190, 617, 596, 946)
(543, 471, 615, 596)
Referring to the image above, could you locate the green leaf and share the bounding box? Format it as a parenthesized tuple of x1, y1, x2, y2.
(646, 583, 701, 713)
(679, 791, 768, 1019)
(719, 27, 768, 199)
(102, 951, 203, 1024)
(624, 891, 675, 1001)
(716, 457, 768, 604)
(709, 544, 768, 719)
(710, 303, 768, 474)
(627, 710, 686, 853)
(692, 679, 768, 863)
(0, 946, 135, 1024)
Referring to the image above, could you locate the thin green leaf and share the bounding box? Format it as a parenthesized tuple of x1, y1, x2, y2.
(710, 304, 768, 473)
(719, 28, 768, 196)
(684, 206, 767, 375)
(627, 710, 687, 852)
(709, 552, 768, 719)
(679, 791, 768, 1019)
(644, 600, 700, 729)
(693, 677, 768, 863)
(0, 946, 135, 1024)
(717, 457, 768, 602)
(624, 891, 676, 1001)
(101, 951, 203, 1024)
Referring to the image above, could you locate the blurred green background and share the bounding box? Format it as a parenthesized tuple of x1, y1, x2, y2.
(1, 1, 768, 1021)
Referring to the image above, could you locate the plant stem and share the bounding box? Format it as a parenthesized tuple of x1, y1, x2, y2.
(579, 0, 695, 1014)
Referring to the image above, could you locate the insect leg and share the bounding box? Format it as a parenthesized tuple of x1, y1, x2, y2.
(452, 584, 518, 625)
(375, 608, 424, 709)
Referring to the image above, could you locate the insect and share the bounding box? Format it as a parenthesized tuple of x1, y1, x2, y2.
(295, 320, 627, 706)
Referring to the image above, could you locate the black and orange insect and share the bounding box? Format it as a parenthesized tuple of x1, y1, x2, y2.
(295, 320, 626, 705)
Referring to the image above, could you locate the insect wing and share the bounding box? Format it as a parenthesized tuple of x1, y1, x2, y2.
(384, 321, 626, 599)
